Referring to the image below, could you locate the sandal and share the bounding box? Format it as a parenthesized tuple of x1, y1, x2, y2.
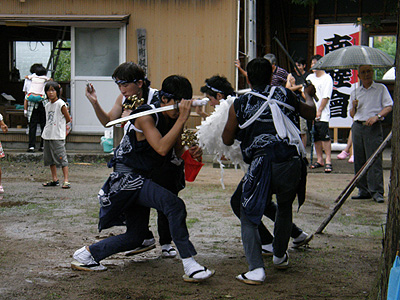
(310, 162, 324, 169)
(182, 267, 215, 283)
(43, 180, 60, 187)
(162, 247, 177, 258)
(236, 273, 264, 285)
(62, 182, 71, 189)
(324, 164, 333, 173)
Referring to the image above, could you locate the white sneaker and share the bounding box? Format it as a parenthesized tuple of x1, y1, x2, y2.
(71, 246, 107, 271)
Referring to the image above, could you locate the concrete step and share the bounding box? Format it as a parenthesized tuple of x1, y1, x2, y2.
(0, 129, 105, 152)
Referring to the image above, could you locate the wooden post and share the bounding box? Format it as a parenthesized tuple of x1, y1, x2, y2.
(333, 127, 338, 143)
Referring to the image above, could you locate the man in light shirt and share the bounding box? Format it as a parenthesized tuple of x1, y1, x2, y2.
(349, 65, 393, 203)
(306, 55, 334, 173)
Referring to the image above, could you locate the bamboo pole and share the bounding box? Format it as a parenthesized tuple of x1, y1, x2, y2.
(315, 130, 392, 234)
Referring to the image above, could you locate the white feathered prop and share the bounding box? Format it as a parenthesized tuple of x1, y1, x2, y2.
(196, 96, 247, 189)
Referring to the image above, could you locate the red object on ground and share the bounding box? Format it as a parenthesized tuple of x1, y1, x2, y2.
(181, 149, 204, 182)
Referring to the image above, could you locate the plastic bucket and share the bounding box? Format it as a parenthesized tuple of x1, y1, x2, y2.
(100, 137, 113, 153)
(181, 149, 204, 182)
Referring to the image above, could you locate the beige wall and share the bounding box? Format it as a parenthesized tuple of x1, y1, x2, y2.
(3, 0, 238, 128)
(3, 0, 237, 93)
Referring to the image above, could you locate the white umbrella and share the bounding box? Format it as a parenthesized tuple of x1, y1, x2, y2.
(383, 67, 396, 80)
(311, 45, 394, 70)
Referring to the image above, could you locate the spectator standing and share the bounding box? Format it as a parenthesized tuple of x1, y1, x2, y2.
(41, 81, 71, 189)
(235, 53, 289, 88)
(286, 57, 311, 147)
(349, 65, 393, 203)
(263, 53, 289, 87)
(307, 55, 334, 173)
(23, 64, 50, 152)
(337, 131, 354, 163)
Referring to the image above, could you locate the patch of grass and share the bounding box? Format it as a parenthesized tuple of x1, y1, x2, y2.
(0, 202, 61, 215)
(369, 229, 384, 238)
(45, 292, 62, 300)
(186, 217, 200, 228)
(88, 211, 99, 219)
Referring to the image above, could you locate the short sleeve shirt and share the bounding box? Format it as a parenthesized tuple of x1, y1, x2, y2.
(349, 82, 393, 121)
(271, 66, 289, 87)
(306, 72, 333, 122)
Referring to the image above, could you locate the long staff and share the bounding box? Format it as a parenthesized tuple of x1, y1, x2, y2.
(273, 36, 318, 162)
(309, 122, 315, 164)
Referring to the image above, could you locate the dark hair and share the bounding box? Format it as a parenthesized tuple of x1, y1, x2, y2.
(311, 54, 323, 62)
(161, 75, 192, 101)
(32, 64, 47, 76)
(30, 63, 45, 74)
(246, 58, 272, 89)
(200, 75, 235, 98)
(112, 62, 151, 98)
(45, 81, 61, 98)
(295, 57, 307, 66)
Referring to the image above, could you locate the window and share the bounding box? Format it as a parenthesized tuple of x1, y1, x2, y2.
(74, 28, 119, 77)
(369, 35, 396, 80)
(12, 41, 52, 80)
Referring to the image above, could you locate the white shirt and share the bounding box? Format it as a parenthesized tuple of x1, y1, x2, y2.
(306, 72, 333, 122)
(22, 78, 32, 93)
(27, 74, 50, 95)
(350, 81, 393, 121)
(42, 99, 67, 140)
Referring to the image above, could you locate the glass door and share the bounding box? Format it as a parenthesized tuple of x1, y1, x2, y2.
(71, 26, 126, 132)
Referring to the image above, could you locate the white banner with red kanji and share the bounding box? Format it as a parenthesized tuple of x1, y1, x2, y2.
(314, 23, 361, 128)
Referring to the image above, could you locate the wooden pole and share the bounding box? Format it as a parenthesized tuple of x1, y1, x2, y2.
(315, 130, 392, 234)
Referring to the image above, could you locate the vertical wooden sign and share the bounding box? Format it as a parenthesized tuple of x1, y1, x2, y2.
(137, 28, 148, 75)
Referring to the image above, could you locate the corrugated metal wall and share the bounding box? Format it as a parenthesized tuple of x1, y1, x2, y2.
(3, 0, 238, 128)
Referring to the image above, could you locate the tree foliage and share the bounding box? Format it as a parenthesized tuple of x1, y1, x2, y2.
(53, 41, 71, 82)
(373, 36, 397, 59)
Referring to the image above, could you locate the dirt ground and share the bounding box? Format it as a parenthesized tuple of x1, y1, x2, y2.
(0, 158, 390, 300)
